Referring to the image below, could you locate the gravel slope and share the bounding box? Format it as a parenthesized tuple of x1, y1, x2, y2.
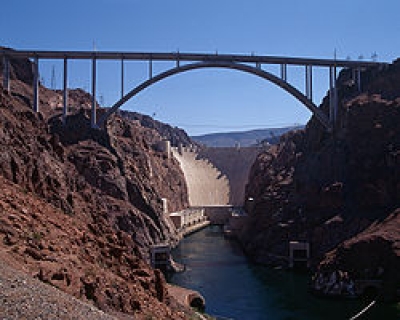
(0, 253, 117, 320)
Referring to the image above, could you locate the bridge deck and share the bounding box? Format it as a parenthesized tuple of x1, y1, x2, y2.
(1, 48, 387, 132)
(0, 48, 385, 68)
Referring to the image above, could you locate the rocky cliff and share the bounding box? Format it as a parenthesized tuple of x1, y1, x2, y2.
(240, 60, 400, 300)
(0, 55, 194, 318)
(118, 110, 193, 147)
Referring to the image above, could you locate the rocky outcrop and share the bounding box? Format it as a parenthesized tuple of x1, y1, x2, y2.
(0, 47, 34, 85)
(319, 211, 400, 300)
(118, 110, 193, 147)
(240, 59, 400, 299)
(0, 56, 193, 317)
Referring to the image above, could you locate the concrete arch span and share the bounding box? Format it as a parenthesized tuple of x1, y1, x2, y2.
(96, 61, 331, 129)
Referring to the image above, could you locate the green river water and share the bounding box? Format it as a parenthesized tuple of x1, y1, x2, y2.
(168, 226, 399, 320)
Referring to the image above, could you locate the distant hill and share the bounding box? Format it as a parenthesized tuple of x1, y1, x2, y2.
(191, 125, 304, 147)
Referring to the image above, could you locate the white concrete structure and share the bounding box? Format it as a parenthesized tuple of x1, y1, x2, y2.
(171, 148, 230, 206)
(289, 241, 310, 269)
(169, 208, 208, 232)
(161, 198, 168, 214)
(157, 140, 171, 159)
(172, 147, 260, 206)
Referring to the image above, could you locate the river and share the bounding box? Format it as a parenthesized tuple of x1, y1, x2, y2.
(168, 226, 399, 320)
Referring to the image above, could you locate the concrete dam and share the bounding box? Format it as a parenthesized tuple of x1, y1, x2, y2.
(172, 146, 260, 206)
(152, 144, 261, 270)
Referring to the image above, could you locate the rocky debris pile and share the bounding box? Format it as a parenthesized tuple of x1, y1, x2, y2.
(0, 252, 118, 320)
(311, 269, 356, 298)
(0, 56, 193, 318)
(240, 59, 400, 300)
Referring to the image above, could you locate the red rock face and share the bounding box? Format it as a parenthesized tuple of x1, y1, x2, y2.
(0, 57, 191, 318)
(240, 60, 400, 297)
(1, 72, 189, 246)
(0, 175, 186, 319)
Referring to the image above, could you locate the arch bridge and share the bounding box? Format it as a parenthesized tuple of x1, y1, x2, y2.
(1, 48, 385, 131)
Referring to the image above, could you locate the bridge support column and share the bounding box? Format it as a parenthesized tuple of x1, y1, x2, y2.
(305, 65, 313, 100)
(121, 58, 124, 99)
(329, 65, 338, 127)
(91, 57, 97, 128)
(280, 64, 287, 81)
(62, 58, 68, 125)
(149, 59, 153, 79)
(33, 56, 39, 113)
(2, 55, 10, 92)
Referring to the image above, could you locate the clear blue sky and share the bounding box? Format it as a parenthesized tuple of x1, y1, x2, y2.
(1, 0, 399, 135)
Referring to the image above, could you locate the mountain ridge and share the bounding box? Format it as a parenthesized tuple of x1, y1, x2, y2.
(192, 125, 304, 147)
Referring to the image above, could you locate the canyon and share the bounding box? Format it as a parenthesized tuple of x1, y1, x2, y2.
(240, 60, 400, 300)
(0, 51, 399, 320)
(0, 55, 195, 319)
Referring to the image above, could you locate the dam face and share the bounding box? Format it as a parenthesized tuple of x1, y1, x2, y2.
(172, 146, 260, 206)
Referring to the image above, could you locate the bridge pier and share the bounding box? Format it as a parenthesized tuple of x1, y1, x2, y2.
(2, 55, 10, 92)
(62, 58, 68, 125)
(149, 58, 153, 79)
(176, 51, 180, 68)
(33, 56, 39, 113)
(329, 65, 338, 127)
(121, 58, 125, 99)
(280, 63, 287, 81)
(305, 65, 313, 100)
(91, 57, 97, 128)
